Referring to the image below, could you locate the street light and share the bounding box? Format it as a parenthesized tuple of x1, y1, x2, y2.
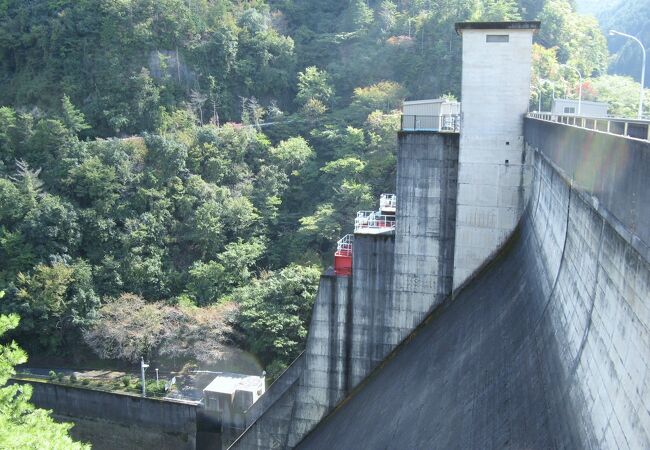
(609, 30, 646, 119)
(561, 64, 582, 115)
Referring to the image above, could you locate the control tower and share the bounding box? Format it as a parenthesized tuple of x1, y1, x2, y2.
(453, 21, 540, 287)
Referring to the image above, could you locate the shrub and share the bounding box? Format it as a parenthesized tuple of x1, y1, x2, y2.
(81, 379, 90, 386)
(48, 370, 57, 381)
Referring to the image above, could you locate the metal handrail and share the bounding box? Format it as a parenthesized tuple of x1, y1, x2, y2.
(354, 211, 396, 233)
(335, 234, 354, 255)
(401, 114, 460, 132)
(380, 193, 397, 210)
(527, 112, 650, 141)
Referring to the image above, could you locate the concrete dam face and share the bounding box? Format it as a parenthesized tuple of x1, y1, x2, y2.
(229, 22, 649, 449)
(297, 121, 650, 449)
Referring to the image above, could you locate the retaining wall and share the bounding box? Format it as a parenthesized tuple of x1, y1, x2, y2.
(11, 379, 198, 450)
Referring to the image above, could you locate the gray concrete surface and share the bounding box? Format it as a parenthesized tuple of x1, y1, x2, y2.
(298, 145, 650, 449)
(348, 234, 396, 387)
(391, 131, 458, 336)
(524, 117, 650, 261)
(454, 23, 538, 287)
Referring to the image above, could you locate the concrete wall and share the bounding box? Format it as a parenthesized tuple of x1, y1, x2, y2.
(348, 235, 395, 387)
(524, 120, 650, 448)
(230, 275, 353, 449)
(391, 131, 458, 336)
(11, 380, 198, 450)
(454, 26, 536, 287)
(524, 117, 650, 260)
(298, 130, 650, 450)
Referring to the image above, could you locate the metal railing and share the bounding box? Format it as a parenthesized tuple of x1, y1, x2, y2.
(335, 234, 353, 256)
(528, 112, 650, 141)
(379, 193, 397, 211)
(401, 114, 460, 132)
(354, 211, 396, 234)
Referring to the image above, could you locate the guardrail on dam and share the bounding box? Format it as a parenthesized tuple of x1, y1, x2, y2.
(296, 119, 650, 449)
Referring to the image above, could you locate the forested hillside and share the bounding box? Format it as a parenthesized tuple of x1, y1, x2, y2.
(0, 0, 646, 386)
(599, 0, 650, 85)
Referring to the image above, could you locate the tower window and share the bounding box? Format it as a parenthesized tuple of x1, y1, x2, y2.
(486, 34, 509, 43)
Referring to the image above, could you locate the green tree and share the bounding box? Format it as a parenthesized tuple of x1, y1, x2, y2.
(538, 0, 607, 76)
(236, 265, 320, 377)
(9, 260, 98, 352)
(0, 310, 89, 449)
(471, 0, 522, 21)
(296, 67, 334, 106)
(60, 95, 90, 135)
(348, 81, 407, 123)
(186, 261, 227, 306)
(588, 75, 650, 117)
(186, 239, 268, 305)
(270, 137, 315, 173)
(65, 156, 120, 211)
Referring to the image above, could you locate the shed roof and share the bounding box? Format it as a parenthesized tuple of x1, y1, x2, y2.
(403, 98, 458, 106)
(455, 21, 541, 34)
(203, 372, 264, 395)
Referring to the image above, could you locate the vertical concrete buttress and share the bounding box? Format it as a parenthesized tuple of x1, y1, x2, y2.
(391, 132, 459, 330)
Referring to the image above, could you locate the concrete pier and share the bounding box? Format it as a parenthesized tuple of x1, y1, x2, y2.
(391, 131, 458, 332)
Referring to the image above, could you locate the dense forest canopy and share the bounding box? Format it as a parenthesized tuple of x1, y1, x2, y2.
(0, 0, 647, 397)
(599, 0, 650, 85)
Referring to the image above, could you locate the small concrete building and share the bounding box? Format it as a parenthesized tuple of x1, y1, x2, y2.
(551, 98, 608, 117)
(402, 98, 460, 131)
(203, 372, 265, 414)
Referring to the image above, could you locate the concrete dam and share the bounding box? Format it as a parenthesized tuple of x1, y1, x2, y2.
(298, 120, 650, 449)
(229, 22, 650, 450)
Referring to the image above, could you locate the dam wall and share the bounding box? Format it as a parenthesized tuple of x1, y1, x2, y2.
(348, 235, 395, 388)
(298, 124, 650, 449)
(524, 119, 650, 448)
(524, 117, 650, 260)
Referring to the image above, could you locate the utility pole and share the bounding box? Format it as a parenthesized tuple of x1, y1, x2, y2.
(141, 357, 149, 397)
(610, 30, 646, 119)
